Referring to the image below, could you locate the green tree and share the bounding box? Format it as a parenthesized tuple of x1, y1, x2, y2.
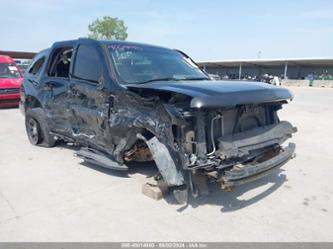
(88, 16, 128, 40)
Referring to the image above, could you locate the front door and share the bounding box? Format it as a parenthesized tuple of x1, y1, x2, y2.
(68, 43, 110, 147)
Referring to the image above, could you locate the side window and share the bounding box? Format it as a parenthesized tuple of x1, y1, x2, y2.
(73, 45, 102, 83)
(29, 57, 45, 76)
(48, 47, 73, 78)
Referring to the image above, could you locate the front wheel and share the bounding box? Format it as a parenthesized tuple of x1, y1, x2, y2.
(25, 108, 56, 147)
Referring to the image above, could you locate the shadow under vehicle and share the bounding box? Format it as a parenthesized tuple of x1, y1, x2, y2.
(20, 38, 296, 204)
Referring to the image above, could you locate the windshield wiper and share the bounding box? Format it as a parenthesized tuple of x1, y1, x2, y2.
(135, 77, 182, 84)
(181, 77, 210, 81)
(134, 76, 210, 85)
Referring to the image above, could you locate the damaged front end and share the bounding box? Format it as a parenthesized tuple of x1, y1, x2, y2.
(165, 100, 296, 202)
(76, 82, 296, 204)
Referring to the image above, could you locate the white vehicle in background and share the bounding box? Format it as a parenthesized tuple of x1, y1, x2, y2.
(207, 73, 221, 80)
(271, 76, 281, 85)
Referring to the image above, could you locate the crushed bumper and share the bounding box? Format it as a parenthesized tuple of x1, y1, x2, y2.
(217, 121, 296, 159)
(221, 143, 295, 188)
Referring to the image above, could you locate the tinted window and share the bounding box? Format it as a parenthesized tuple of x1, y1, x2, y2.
(73, 45, 102, 83)
(29, 57, 45, 76)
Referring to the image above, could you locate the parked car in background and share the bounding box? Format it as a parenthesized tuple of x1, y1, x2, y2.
(21, 39, 296, 203)
(0, 55, 23, 107)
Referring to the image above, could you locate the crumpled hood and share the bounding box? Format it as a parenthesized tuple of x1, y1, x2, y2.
(128, 80, 293, 108)
(0, 77, 22, 89)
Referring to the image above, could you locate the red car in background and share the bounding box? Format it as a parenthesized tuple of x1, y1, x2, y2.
(0, 55, 23, 107)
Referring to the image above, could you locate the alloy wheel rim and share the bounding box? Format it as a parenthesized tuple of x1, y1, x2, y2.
(28, 118, 39, 144)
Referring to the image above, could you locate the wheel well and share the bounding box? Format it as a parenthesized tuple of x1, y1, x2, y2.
(26, 95, 42, 109)
(123, 129, 155, 162)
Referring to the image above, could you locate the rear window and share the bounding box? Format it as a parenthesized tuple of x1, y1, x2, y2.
(0, 63, 21, 78)
(29, 57, 45, 76)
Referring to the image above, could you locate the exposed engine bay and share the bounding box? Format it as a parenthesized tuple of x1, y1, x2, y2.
(105, 88, 297, 202)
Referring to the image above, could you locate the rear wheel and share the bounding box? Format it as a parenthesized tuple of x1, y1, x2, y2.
(25, 108, 56, 147)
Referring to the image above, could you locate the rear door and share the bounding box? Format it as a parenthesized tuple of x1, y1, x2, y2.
(42, 45, 74, 135)
(68, 42, 110, 145)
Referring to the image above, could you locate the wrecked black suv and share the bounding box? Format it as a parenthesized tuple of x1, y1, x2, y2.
(21, 38, 296, 203)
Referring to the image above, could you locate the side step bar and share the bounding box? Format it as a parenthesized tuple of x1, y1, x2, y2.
(75, 147, 128, 171)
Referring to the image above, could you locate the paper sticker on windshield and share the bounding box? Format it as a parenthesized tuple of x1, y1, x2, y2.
(108, 44, 143, 51)
(8, 66, 18, 71)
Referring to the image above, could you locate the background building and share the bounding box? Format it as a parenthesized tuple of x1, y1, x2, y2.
(0, 50, 35, 72)
(198, 58, 333, 80)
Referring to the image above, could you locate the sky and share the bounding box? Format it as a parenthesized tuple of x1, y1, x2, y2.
(1, 0, 333, 61)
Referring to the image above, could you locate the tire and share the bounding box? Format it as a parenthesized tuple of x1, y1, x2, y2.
(25, 108, 56, 147)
